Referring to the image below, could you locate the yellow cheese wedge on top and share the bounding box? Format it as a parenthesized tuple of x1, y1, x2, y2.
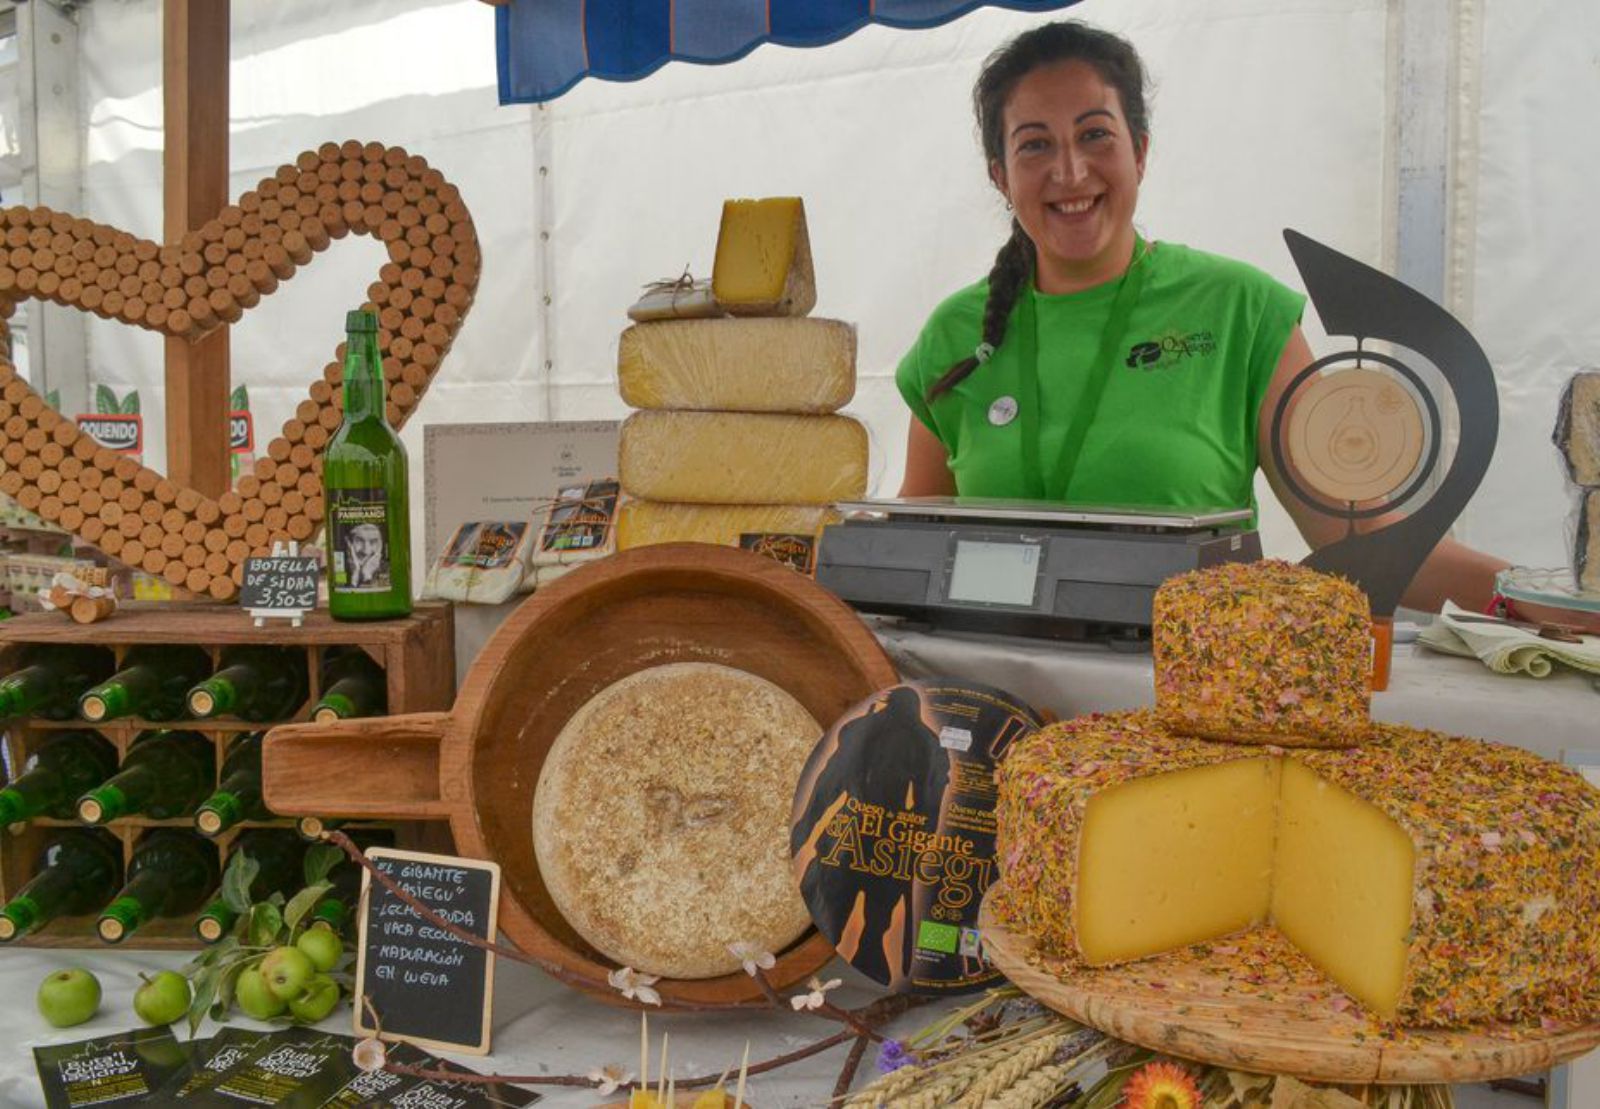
(711, 197, 817, 317)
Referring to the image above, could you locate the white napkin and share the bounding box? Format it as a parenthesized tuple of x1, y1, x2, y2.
(1418, 601, 1600, 677)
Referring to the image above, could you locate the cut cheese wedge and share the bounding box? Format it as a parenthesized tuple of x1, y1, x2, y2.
(995, 711, 1600, 1026)
(711, 197, 817, 317)
(618, 411, 867, 505)
(617, 317, 855, 413)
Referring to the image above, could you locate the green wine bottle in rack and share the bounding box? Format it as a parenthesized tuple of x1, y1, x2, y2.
(310, 647, 388, 723)
(194, 734, 267, 837)
(0, 645, 115, 720)
(0, 731, 118, 824)
(79, 645, 212, 723)
(306, 828, 394, 936)
(194, 829, 306, 943)
(0, 828, 124, 941)
(187, 646, 309, 722)
(76, 731, 214, 824)
(96, 830, 220, 944)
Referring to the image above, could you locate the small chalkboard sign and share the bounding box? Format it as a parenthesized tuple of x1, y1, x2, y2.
(353, 846, 501, 1056)
(240, 545, 320, 626)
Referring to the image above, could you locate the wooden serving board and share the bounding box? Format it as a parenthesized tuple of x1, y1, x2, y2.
(979, 885, 1600, 1084)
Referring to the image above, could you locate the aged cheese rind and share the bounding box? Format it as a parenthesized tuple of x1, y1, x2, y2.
(1553, 370, 1600, 485)
(711, 198, 816, 317)
(993, 711, 1600, 1025)
(617, 317, 856, 413)
(617, 501, 840, 551)
(1577, 489, 1600, 594)
(532, 663, 819, 979)
(618, 411, 868, 505)
(1154, 560, 1372, 747)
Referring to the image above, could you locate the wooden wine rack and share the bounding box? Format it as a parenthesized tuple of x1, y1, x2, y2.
(0, 602, 454, 949)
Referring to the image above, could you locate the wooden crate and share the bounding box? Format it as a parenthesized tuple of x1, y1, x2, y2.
(0, 602, 454, 949)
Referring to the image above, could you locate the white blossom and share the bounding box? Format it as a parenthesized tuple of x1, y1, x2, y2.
(790, 975, 842, 1011)
(727, 941, 776, 977)
(608, 966, 663, 1007)
(587, 1065, 632, 1095)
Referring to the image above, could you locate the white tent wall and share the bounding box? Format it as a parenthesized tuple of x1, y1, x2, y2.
(74, 0, 1564, 578)
(1461, 0, 1600, 575)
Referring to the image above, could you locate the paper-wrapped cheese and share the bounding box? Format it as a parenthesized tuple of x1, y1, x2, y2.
(619, 411, 867, 505)
(617, 318, 855, 413)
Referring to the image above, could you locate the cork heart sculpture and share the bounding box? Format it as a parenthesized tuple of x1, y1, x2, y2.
(0, 140, 479, 600)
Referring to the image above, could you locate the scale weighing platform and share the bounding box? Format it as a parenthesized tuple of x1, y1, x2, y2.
(815, 497, 1260, 644)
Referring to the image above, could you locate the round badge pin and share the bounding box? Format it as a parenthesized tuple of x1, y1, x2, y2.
(789, 679, 1044, 995)
(988, 396, 1018, 426)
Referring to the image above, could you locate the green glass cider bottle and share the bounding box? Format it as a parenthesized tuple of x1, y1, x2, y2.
(0, 731, 118, 824)
(187, 646, 308, 722)
(194, 733, 268, 836)
(309, 647, 388, 723)
(76, 730, 214, 824)
(0, 645, 116, 720)
(194, 829, 306, 943)
(0, 828, 124, 940)
(79, 644, 212, 723)
(96, 830, 219, 943)
(324, 309, 411, 620)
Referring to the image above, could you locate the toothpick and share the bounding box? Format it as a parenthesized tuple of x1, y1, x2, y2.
(733, 1040, 749, 1109)
(640, 1011, 649, 1094)
(667, 1071, 675, 1107)
(658, 1032, 669, 1107)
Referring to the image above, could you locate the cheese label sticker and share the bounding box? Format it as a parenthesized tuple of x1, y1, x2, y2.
(328, 488, 395, 594)
(790, 679, 1042, 994)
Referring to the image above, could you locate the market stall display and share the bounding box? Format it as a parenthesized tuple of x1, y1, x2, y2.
(0, 604, 454, 948)
(261, 543, 898, 1007)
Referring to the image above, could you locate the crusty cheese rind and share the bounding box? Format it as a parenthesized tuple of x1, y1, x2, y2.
(617, 317, 856, 413)
(618, 410, 868, 505)
(532, 663, 819, 979)
(617, 500, 840, 551)
(1553, 370, 1600, 486)
(993, 710, 1600, 1026)
(1577, 489, 1600, 595)
(1153, 560, 1372, 747)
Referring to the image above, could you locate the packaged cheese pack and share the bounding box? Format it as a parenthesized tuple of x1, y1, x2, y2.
(423, 521, 535, 604)
(526, 478, 620, 588)
(1554, 369, 1600, 593)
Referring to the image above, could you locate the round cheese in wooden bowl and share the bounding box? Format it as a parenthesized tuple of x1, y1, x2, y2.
(533, 662, 819, 979)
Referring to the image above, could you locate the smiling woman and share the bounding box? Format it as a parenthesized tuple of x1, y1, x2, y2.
(895, 19, 1509, 614)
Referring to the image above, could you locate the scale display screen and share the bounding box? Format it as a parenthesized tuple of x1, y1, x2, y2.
(947, 540, 1041, 606)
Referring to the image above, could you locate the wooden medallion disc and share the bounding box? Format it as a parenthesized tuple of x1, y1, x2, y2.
(1285, 368, 1426, 504)
(979, 885, 1600, 1084)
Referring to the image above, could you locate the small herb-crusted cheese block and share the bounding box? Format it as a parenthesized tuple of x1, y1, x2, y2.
(993, 711, 1600, 1025)
(1154, 560, 1372, 747)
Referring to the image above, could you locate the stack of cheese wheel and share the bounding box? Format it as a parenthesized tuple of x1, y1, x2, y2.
(991, 559, 1600, 1027)
(616, 198, 866, 565)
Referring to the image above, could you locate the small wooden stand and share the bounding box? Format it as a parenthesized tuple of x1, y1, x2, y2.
(0, 602, 454, 949)
(979, 886, 1600, 1085)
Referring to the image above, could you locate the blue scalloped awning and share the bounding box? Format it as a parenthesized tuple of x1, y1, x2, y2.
(496, 0, 1084, 104)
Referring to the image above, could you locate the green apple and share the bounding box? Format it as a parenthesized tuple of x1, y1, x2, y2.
(133, 970, 191, 1026)
(37, 967, 101, 1028)
(287, 974, 340, 1024)
(259, 945, 315, 1001)
(235, 964, 288, 1020)
(294, 928, 344, 973)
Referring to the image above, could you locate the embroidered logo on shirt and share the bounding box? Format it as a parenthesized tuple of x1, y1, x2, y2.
(1125, 331, 1217, 371)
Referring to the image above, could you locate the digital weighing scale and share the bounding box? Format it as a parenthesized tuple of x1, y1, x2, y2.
(814, 497, 1259, 642)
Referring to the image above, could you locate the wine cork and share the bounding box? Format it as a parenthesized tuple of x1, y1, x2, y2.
(282, 489, 307, 514)
(161, 532, 186, 558)
(258, 481, 284, 506)
(163, 560, 189, 586)
(16, 486, 42, 511)
(205, 551, 230, 576)
(303, 425, 328, 450)
(264, 506, 288, 531)
(117, 487, 142, 513)
(306, 496, 324, 522)
(58, 480, 81, 506)
(267, 438, 291, 463)
(79, 489, 104, 515)
(18, 457, 43, 480)
(252, 457, 276, 482)
(140, 523, 164, 548)
(223, 513, 247, 538)
(245, 523, 270, 547)
(282, 419, 307, 443)
(121, 539, 146, 565)
(37, 494, 63, 520)
(188, 521, 212, 546)
(288, 444, 315, 471)
(210, 575, 237, 600)
(1, 442, 25, 466)
(133, 468, 159, 494)
(287, 515, 315, 541)
(175, 487, 202, 514)
(296, 399, 320, 425)
(276, 462, 300, 488)
(194, 499, 220, 525)
(111, 454, 140, 481)
(138, 500, 164, 526)
(182, 545, 206, 568)
(99, 501, 123, 526)
(0, 471, 22, 496)
(98, 529, 124, 556)
(386, 403, 404, 427)
(203, 528, 228, 553)
(118, 514, 143, 539)
(40, 440, 66, 466)
(143, 549, 168, 574)
(243, 499, 266, 523)
(80, 516, 105, 542)
(161, 508, 186, 532)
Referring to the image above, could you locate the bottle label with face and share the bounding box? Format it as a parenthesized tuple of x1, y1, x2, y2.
(328, 489, 394, 594)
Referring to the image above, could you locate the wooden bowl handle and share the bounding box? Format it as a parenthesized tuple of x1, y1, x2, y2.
(262, 712, 453, 820)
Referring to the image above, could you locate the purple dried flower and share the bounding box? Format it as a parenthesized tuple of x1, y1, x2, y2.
(876, 1039, 914, 1074)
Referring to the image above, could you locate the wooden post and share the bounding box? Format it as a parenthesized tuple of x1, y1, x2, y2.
(163, 0, 230, 498)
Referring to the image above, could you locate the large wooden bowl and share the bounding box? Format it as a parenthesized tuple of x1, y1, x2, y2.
(263, 544, 897, 1008)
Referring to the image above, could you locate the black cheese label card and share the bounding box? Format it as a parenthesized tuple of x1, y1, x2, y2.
(34, 1026, 203, 1107)
(790, 679, 1042, 994)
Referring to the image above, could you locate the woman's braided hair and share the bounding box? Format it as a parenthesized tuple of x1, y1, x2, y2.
(925, 21, 1151, 403)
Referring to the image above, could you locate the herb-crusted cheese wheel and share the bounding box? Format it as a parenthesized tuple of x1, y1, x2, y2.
(1153, 560, 1371, 747)
(617, 318, 856, 413)
(618, 411, 867, 505)
(532, 663, 819, 979)
(993, 711, 1600, 1025)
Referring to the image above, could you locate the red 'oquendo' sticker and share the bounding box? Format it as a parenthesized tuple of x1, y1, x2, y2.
(789, 679, 1042, 995)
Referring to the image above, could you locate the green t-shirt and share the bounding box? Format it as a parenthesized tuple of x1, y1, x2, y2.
(896, 241, 1306, 512)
